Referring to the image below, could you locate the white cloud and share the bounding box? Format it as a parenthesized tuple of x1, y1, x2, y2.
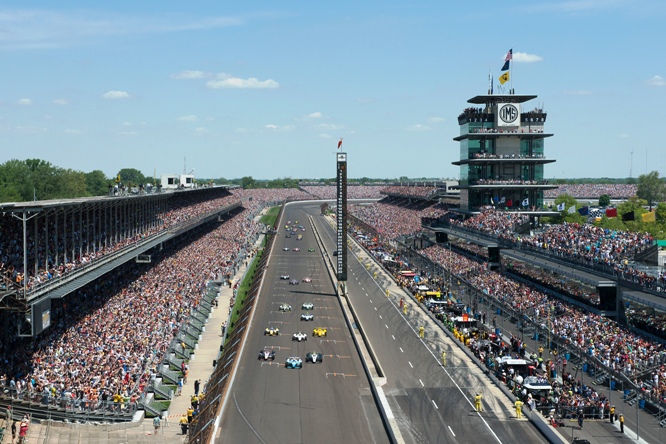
(207, 73, 279, 89)
(319, 133, 332, 139)
(512, 52, 543, 63)
(264, 124, 294, 132)
(564, 90, 593, 95)
(407, 124, 430, 132)
(102, 90, 130, 99)
(53, 99, 68, 105)
(194, 127, 208, 134)
(177, 115, 199, 122)
(64, 128, 81, 134)
(315, 123, 344, 131)
(0, 10, 242, 50)
(305, 112, 322, 119)
(171, 70, 209, 80)
(17, 98, 32, 105)
(646, 75, 666, 87)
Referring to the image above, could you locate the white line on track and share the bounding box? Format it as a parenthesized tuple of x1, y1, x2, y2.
(391, 335, 396, 340)
(408, 361, 413, 368)
(385, 324, 389, 329)
(374, 307, 377, 311)
(379, 315, 382, 319)
(369, 299, 373, 303)
(399, 347, 404, 353)
(432, 400, 438, 409)
(448, 426, 455, 436)
(419, 379, 424, 387)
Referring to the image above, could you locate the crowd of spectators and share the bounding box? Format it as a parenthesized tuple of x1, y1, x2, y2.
(350, 199, 448, 240)
(468, 127, 545, 134)
(0, 190, 241, 292)
(299, 185, 384, 200)
(543, 184, 637, 199)
(379, 185, 440, 199)
(350, 199, 666, 404)
(471, 152, 546, 159)
(0, 188, 311, 414)
(450, 208, 530, 237)
(469, 179, 549, 186)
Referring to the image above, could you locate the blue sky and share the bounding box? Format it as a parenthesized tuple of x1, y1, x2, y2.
(1, 1, 665, 180)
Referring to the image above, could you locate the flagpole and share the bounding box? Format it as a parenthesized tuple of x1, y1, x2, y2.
(510, 47, 514, 94)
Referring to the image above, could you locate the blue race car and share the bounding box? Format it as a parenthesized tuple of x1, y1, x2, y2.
(285, 356, 303, 369)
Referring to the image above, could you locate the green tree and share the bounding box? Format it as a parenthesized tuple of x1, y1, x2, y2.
(598, 194, 611, 207)
(85, 170, 110, 196)
(656, 202, 666, 222)
(637, 171, 666, 211)
(0, 159, 32, 202)
(240, 176, 256, 189)
(117, 168, 146, 186)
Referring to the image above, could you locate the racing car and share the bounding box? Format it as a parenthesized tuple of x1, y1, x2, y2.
(292, 331, 308, 342)
(278, 303, 292, 312)
(280, 274, 290, 280)
(264, 326, 280, 336)
(293, 248, 300, 252)
(302, 277, 312, 283)
(289, 279, 299, 285)
(258, 348, 276, 361)
(285, 234, 291, 238)
(308, 248, 315, 252)
(282, 247, 289, 251)
(306, 351, 324, 363)
(285, 356, 303, 369)
(301, 312, 314, 321)
(312, 327, 327, 337)
(302, 302, 314, 310)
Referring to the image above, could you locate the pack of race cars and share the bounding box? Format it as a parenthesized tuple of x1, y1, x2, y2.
(261, 218, 329, 369)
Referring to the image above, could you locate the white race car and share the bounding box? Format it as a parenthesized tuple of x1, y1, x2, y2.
(283, 247, 289, 251)
(292, 332, 308, 342)
(280, 274, 290, 280)
(302, 302, 314, 310)
(293, 248, 300, 252)
(301, 312, 314, 321)
(279, 303, 292, 312)
(302, 277, 312, 283)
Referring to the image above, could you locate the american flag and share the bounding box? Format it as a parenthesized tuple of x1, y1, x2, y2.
(505, 49, 513, 62)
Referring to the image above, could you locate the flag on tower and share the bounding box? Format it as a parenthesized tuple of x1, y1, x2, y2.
(337, 138, 343, 149)
(499, 71, 510, 85)
(501, 49, 512, 71)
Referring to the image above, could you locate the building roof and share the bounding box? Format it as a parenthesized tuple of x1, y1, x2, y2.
(467, 94, 537, 104)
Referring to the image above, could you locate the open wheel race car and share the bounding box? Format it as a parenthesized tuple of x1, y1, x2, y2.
(278, 303, 292, 312)
(301, 312, 314, 321)
(308, 248, 315, 252)
(292, 331, 308, 342)
(285, 356, 303, 369)
(264, 326, 280, 336)
(301, 302, 314, 310)
(306, 351, 324, 363)
(258, 348, 276, 361)
(289, 279, 299, 285)
(280, 274, 290, 280)
(302, 277, 312, 283)
(312, 327, 327, 337)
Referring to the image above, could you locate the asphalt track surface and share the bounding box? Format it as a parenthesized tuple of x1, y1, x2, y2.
(311, 207, 550, 444)
(216, 203, 388, 444)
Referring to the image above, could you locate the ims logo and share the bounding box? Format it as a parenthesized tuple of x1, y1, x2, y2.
(499, 104, 519, 124)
